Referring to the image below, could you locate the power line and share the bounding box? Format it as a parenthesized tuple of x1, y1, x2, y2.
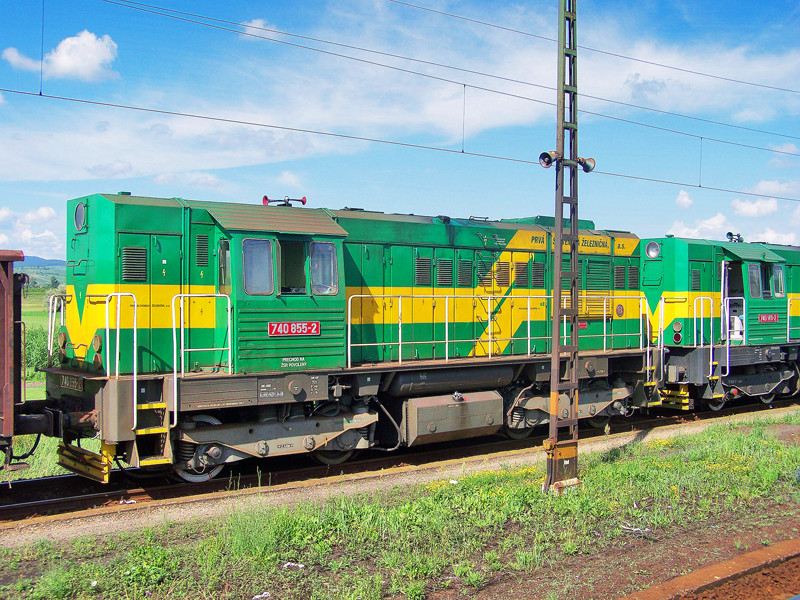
(97, 0, 800, 156)
(3, 86, 799, 204)
(386, 0, 800, 95)
(104, 0, 800, 143)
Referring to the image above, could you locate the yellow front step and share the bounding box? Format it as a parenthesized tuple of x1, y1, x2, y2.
(139, 456, 172, 467)
(57, 441, 114, 483)
(137, 402, 167, 410)
(135, 426, 169, 435)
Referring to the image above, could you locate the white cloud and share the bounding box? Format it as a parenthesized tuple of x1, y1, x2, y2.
(731, 197, 778, 217)
(152, 171, 222, 188)
(0, 92, 5, 106)
(771, 143, 799, 154)
(277, 171, 302, 189)
(153, 173, 178, 185)
(746, 179, 800, 199)
(0, 206, 64, 259)
(85, 160, 133, 178)
(750, 228, 798, 245)
(20, 206, 57, 223)
(675, 190, 693, 208)
(240, 19, 276, 39)
(185, 172, 222, 188)
(2, 30, 118, 82)
(667, 213, 731, 239)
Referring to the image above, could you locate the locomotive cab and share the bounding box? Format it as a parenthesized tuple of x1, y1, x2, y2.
(641, 236, 794, 410)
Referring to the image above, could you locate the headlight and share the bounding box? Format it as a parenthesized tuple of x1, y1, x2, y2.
(645, 241, 661, 259)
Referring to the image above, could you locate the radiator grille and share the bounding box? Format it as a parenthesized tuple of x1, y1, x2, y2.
(195, 234, 209, 267)
(514, 262, 529, 288)
(614, 265, 626, 290)
(628, 265, 639, 289)
(495, 261, 511, 287)
(415, 257, 432, 286)
(691, 269, 701, 291)
(436, 258, 453, 286)
(531, 263, 545, 288)
(122, 247, 147, 281)
(457, 259, 473, 287)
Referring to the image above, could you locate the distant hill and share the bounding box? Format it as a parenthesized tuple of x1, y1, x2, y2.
(23, 255, 66, 267)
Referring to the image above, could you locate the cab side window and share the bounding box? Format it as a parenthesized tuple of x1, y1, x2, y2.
(748, 264, 762, 300)
(310, 242, 338, 295)
(279, 240, 307, 294)
(760, 264, 773, 299)
(218, 239, 231, 295)
(774, 265, 785, 298)
(243, 239, 274, 295)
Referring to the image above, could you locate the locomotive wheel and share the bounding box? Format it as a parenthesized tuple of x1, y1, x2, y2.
(174, 415, 225, 483)
(708, 397, 726, 412)
(503, 425, 534, 440)
(586, 416, 611, 430)
(310, 449, 357, 466)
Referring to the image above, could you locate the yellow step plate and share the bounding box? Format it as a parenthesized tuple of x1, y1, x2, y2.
(57, 441, 114, 483)
(139, 456, 172, 467)
(137, 402, 167, 410)
(135, 427, 169, 435)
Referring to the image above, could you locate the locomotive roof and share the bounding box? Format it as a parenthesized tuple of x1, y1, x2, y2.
(99, 194, 348, 237)
(644, 235, 787, 263)
(97, 193, 633, 240)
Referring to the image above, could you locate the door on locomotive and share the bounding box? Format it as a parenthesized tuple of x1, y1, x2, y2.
(721, 251, 787, 345)
(236, 234, 346, 373)
(118, 232, 182, 372)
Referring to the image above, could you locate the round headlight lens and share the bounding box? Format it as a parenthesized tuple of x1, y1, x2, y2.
(645, 241, 661, 259)
(74, 202, 86, 231)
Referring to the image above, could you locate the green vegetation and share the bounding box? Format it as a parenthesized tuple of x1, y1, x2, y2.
(2, 416, 799, 599)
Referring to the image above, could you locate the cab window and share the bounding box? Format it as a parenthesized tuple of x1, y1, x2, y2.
(243, 239, 274, 295)
(279, 240, 307, 294)
(218, 239, 231, 295)
(310, 242, 338, 295)
(748, 264, 762, 300)
(774, 265, 785, 298)
(760, 264, 772, 299)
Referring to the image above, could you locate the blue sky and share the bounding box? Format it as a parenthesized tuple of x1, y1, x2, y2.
(0, 0, 799, 258)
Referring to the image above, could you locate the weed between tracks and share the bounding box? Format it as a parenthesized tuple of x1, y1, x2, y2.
(2, 415, 800, 600)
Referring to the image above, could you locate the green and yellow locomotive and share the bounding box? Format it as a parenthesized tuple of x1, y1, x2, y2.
(42, 193, 649, 481)
(3, 192, 799, 482)
(641, 235, 799, 410)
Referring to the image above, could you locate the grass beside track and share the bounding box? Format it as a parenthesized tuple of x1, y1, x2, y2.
(2, 414, 800, 600)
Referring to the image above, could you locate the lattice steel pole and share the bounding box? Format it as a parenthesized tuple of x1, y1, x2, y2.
(540, 0, 594, 492)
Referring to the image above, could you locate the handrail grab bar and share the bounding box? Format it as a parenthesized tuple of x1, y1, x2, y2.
(101, 293, 138, 431)
(171, 294, 232, 428)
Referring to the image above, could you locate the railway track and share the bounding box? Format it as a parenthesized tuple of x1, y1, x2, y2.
(0, 402, 789, 524)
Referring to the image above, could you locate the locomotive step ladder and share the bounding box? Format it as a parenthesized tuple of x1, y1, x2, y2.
(131, 398, 173, 468)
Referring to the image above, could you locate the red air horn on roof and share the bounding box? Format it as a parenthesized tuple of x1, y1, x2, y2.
(263, 195, 307, 207)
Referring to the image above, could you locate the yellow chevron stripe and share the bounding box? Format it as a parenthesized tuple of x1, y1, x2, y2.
(65, 283, 216, 359)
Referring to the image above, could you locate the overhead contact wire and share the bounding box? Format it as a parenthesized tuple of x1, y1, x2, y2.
(386, 0, 800, 95)
(98, 0, 800, 156)
(3, 86, 799, 204)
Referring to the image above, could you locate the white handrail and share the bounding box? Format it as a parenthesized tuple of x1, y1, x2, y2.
(46, 294, 67, 366)
(102, 293, 138, 431)
(722, 296, 746, 377)
(693, 296, 714, 377)
(346, 292, 646, 367)
(171, 293, 232, 428)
